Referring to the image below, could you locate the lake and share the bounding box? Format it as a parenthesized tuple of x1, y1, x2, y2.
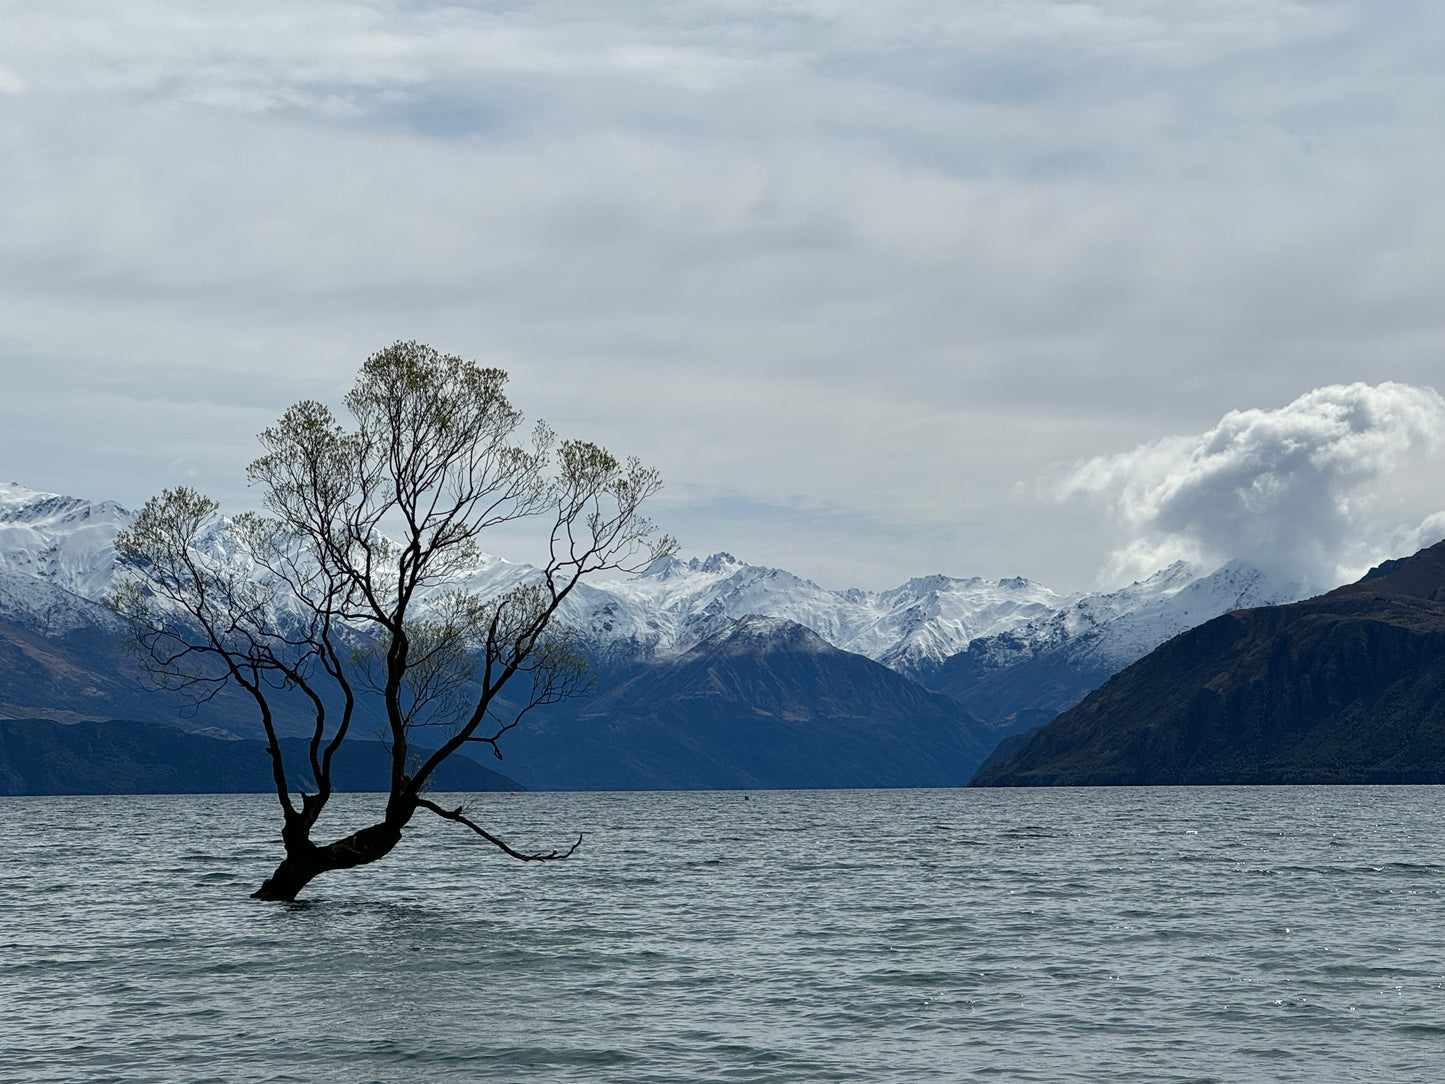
(2, 786, 1443, 1082)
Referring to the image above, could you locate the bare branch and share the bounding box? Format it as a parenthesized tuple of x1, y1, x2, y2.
(416, 798, 581, 861)
(111, 341, 667, 901)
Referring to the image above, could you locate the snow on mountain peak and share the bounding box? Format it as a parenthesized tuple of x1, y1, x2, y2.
(0, 480, 1082, 675)
(639, 554, 685, 580)
(550, 550, 1073, 672)
(975, 557, 1310, 676)
(0, 478, 1315, 685)
(0, 482, 132, 604)
(0, 481, 55, 509)
(693, 552, 742, 574)
(708, 614, 833, 655)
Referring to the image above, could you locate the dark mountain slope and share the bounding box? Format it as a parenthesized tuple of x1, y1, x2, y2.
(496, 616, 993, 790)
(0, 607, 993, 791)
(928, 563, 1300, 728)
(973, 540, 1445, 787)
(925, 634, 1114, 729)
(0, 717, 521, 795)
(0, 615, 370, 739)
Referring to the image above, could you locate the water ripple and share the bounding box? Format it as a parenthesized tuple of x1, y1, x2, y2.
(3, 787, 1445, 1081)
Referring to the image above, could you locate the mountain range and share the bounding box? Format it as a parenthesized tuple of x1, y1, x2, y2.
(974, 540, 1445, 787)
(0, 479, 1311, 790)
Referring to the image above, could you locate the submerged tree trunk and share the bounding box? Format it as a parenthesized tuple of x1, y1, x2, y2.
(252, 848, 332, 903)
(252, 816, 411, 902)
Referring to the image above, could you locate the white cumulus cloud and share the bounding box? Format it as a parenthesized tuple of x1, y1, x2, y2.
(1050, 382, 1445, 590)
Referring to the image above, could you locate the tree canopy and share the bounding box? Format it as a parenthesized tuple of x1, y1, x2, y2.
(112, 342, 675, 900)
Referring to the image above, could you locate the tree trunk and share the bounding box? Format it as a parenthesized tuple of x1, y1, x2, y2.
(251, 817, 410, 902)
(252, 850, 331, 902)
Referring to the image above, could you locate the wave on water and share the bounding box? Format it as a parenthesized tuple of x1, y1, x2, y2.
(2, 786, 1443, 1083)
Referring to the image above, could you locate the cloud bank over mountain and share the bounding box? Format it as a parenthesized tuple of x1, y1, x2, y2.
(4, 2, 1445, 589)
(1049, 382, 1445, 590)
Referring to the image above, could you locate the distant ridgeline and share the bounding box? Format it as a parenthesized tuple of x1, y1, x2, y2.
(13, 478, 1440, 793)
(974, 540, 1445, 787)
(490, 617, 993, 791)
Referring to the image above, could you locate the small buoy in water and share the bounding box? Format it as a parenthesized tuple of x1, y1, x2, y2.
(744, 794, 750, 801)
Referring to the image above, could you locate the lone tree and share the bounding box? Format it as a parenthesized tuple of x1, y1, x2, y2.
(111, 342, 674, 901)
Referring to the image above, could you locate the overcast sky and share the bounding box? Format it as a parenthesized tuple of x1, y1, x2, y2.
(3, 1, 1444, 592)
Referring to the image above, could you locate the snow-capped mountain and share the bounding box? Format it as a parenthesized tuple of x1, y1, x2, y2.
(993, 559, 1303, 672)
(0, 478, 1336, 789)
(549, 552, 1069, 672)
(0, 482, 129, 602)
(0, 479, 1310, 705)
(0, 482, 1073, 674)
(0, 564, 119, 637)
(928, 559, 1308, 724)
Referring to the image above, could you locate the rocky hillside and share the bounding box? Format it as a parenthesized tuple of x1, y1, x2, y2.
(973, 541, 1445, 786)
(928, 560, 1303, 726)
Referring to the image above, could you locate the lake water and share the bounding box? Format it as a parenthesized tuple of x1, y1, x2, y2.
(2, 786, 1444, 1082)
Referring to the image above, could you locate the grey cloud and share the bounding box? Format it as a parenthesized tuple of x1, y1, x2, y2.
(1051, 383, 1445, 590)
(3, 1, 1445, 590)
